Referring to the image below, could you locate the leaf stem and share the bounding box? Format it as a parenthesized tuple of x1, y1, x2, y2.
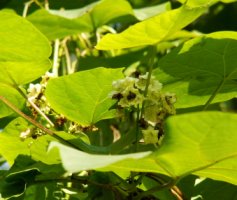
(22, 0, 34, 18)
(135, 105, 140, 151)
(15, 86, 54, 127)
(134, 180, 175, 200)
(203, 78, 225, 110)
(141, 45, 157, 117)
(62, 37, 73, 74)
(52, 39, 60, 77)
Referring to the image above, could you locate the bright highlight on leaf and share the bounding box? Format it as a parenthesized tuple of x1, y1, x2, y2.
(48, 142, 151, 173)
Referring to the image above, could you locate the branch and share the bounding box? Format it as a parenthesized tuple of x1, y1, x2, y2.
(0, 96, 80, 149)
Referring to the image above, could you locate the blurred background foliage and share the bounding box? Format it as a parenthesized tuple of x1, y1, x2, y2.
(1, 0, 237, 32)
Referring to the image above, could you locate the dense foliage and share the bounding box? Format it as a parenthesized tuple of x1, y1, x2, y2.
(1, 0, 237, 199)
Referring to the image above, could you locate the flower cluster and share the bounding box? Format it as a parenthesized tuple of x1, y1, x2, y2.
(27, 72, 54, 115)
(110, 73, 176, 144)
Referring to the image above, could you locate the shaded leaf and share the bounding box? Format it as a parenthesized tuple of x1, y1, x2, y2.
(178, 0, 237, 8)
(96, 5, 206, 49)
(77, 48, 146, 71)
(0, 155, 65, 199)
(45, 67, 124, 126)
(154, 31, 237, 108)
(192, 179, 237, 200)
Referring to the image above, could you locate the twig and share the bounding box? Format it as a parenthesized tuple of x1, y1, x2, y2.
(22, 0, 33, 18)
(0, 96, 80, 149)
(141, 45, 157, 117)
(15, 86, 54, 127)
(28, 97, 54, 127)
(52, 39, 60, 77)
(62, 38, 73, 74)
(203, 78, 225, 110)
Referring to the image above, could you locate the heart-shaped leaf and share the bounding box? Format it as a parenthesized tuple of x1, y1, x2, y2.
(154, 31, 237, 108)
(0, 10, 51, 85)
(45, 67, 124, 126)
(50, 112, 237, 186)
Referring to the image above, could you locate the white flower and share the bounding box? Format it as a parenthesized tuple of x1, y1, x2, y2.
(27, 83, 42, 99)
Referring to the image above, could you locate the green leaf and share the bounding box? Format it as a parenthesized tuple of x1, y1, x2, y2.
(50, 112, 237, 186)
(177, 0, 218, 7)
(178, 0, 237, 8)
(192, 179, 237, 200)
(0, 10, 51, 85)
(78, 48, 146, 71)
(45, 67, 124, 126)
(0, 117, 60, 165)
(154, 31, 237, 108)
(89, 0, 134, 28)
(0, 84, 25, 118)
(27, 9, 92, 40)
(0, 155, 65, 199)
(24, 182, 60, 200)
(27, 0, 133, 40)
(48, 141, 151, 173)
(96, 5, 206, 50)
(154, 112, 237, 185)
(134, 2, 171, 21)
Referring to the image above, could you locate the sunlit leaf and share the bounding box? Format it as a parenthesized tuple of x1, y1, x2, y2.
(0, 85, 25, 118)
(0, 10, 51, 85)
(45, 67, 124, 126)
(0, 118, 60, 165)
(96, 5, 206, 49)
(51, 112, 237, 186)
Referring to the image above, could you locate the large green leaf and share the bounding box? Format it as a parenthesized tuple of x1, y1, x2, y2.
(0, 118, 60, 165)
(96, 5, 206, 50)
(0, 84, 25, 118)
(50, 112, 237, 186)
(154, 31, 237, 108)
(27, 0, 134, 40)
(45, 67, 124, 126)
(0, 10, 51, 85)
